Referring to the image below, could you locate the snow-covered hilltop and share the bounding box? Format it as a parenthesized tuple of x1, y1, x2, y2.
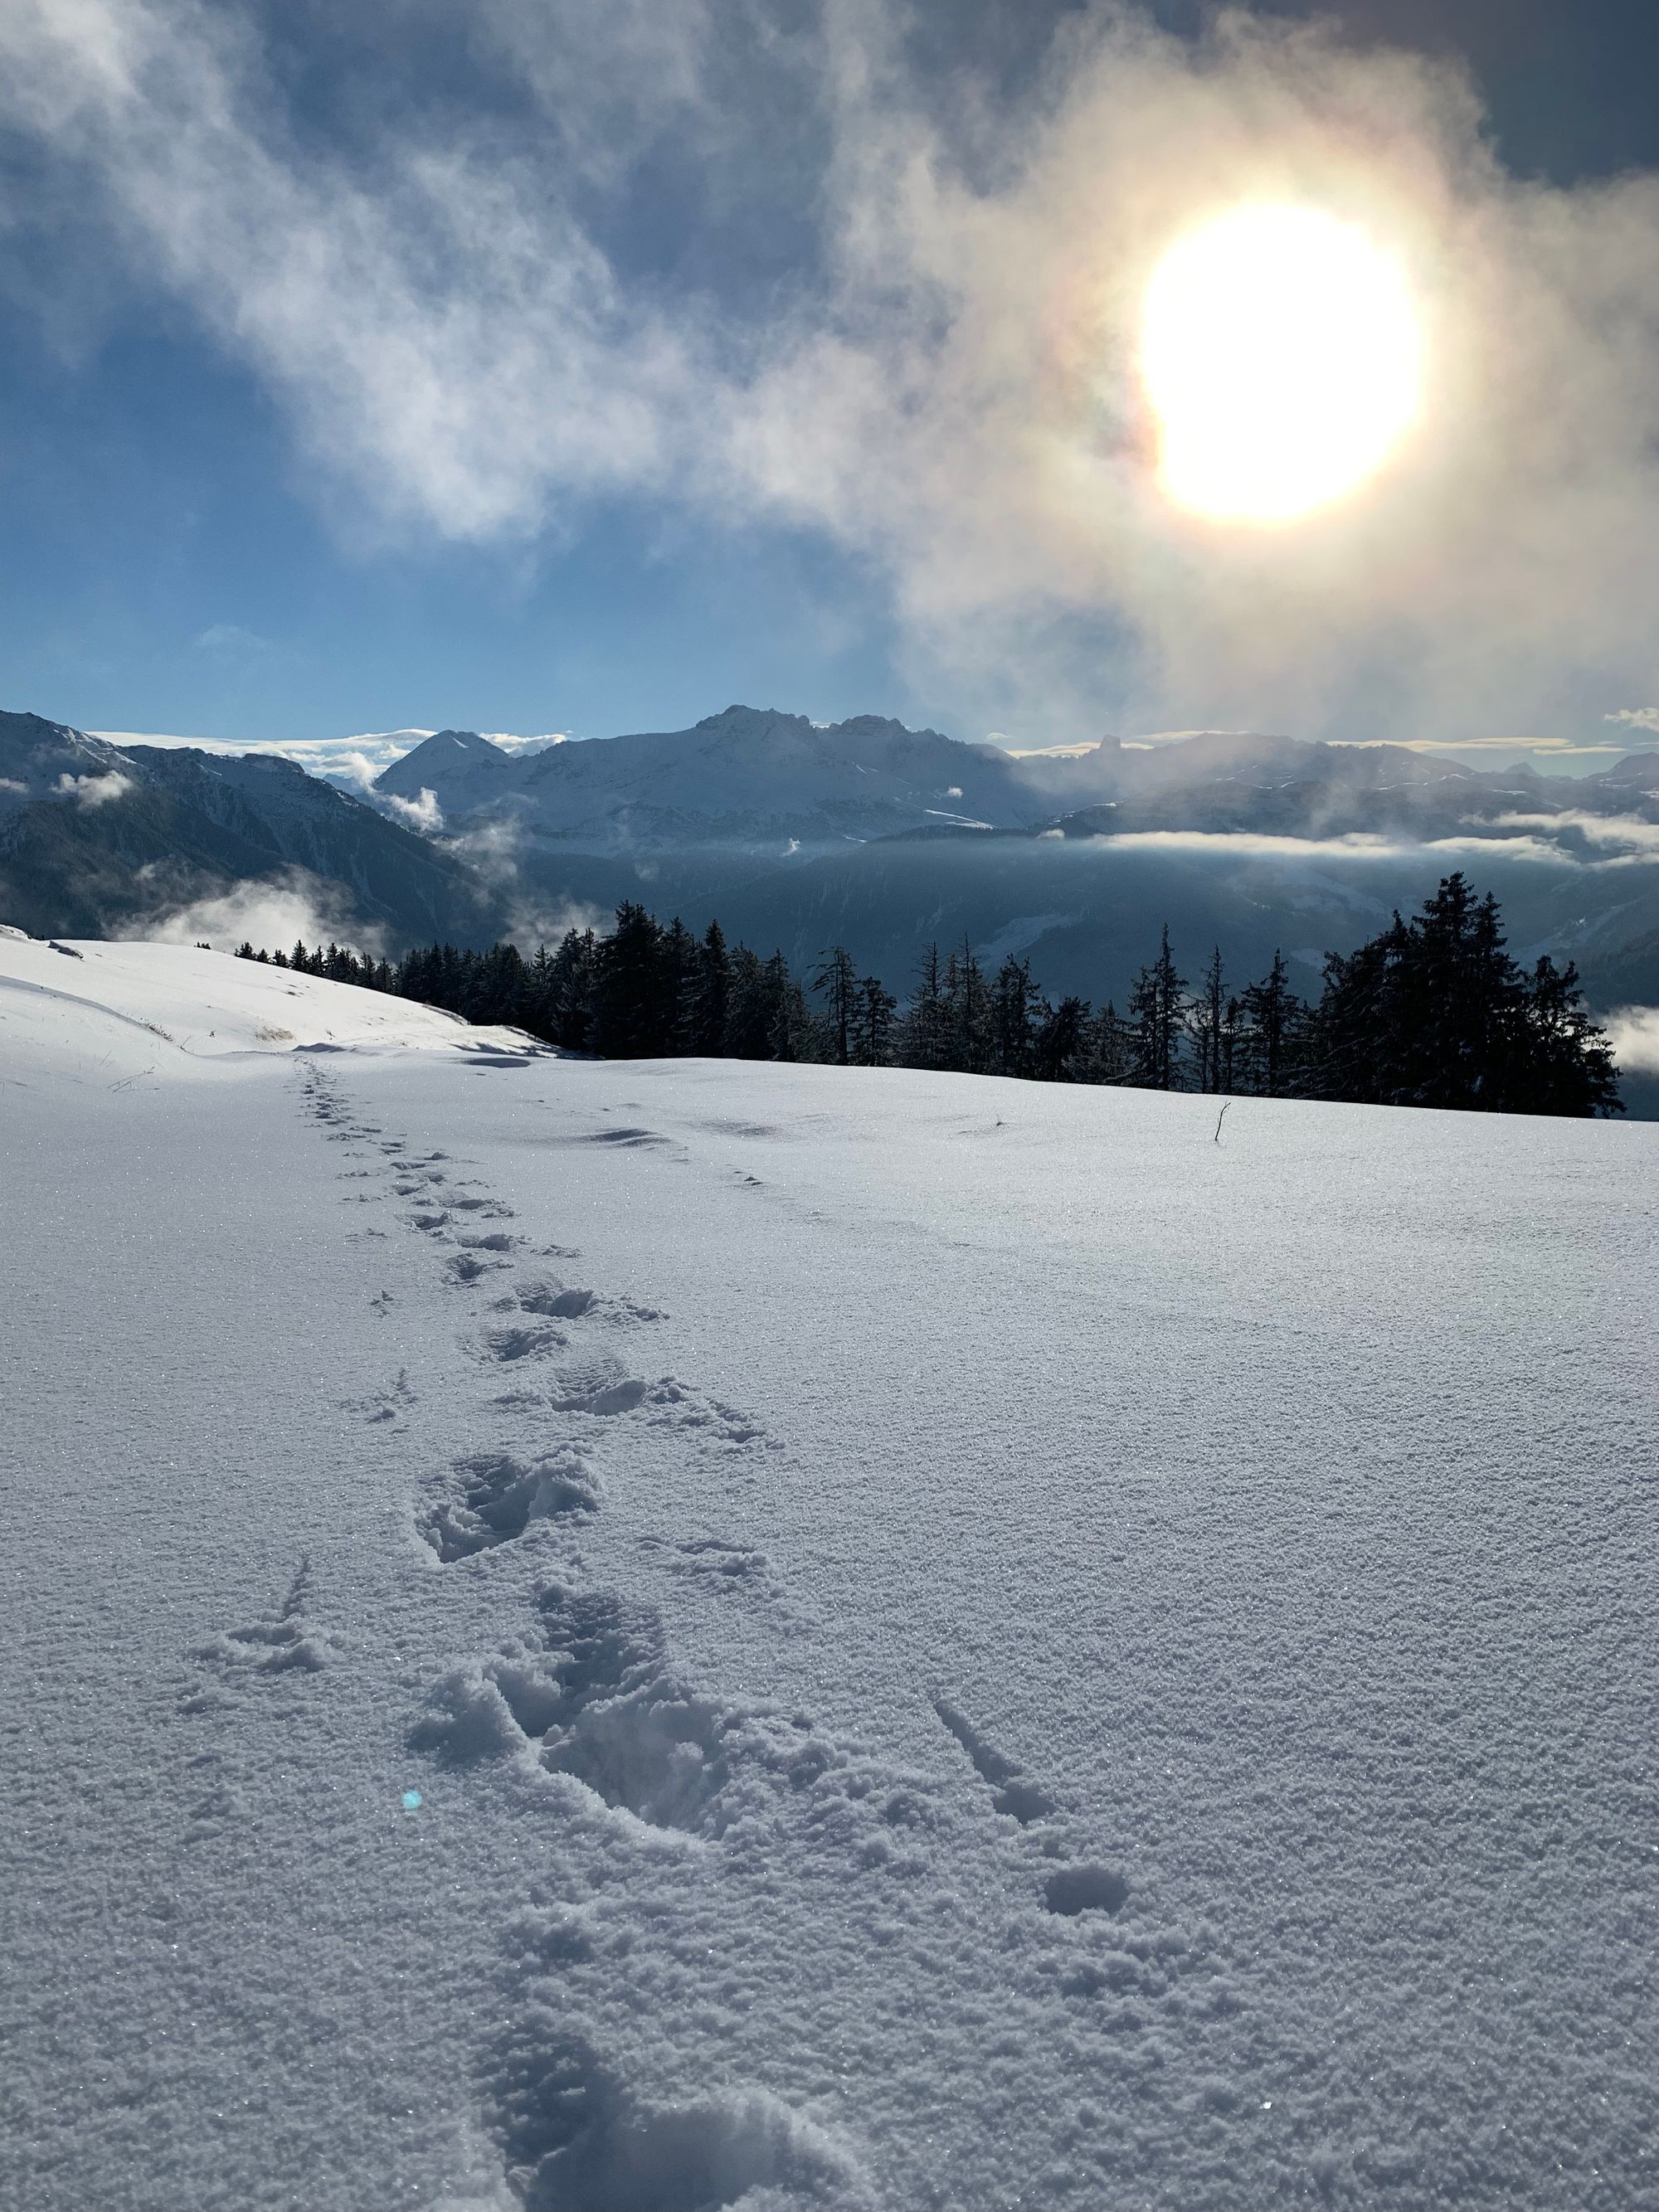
(4, 942, 1657, 2210)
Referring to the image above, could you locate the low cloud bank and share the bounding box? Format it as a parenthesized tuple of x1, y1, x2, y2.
(145, 868, 388, 960)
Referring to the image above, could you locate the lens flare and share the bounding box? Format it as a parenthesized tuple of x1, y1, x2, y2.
(1141, 205, 1423, 524)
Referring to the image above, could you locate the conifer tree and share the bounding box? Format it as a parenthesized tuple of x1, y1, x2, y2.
(812, 946, 859, 1066)
(1127, 926, 1186, 1089)
(943, 937, 991, 1073)
(723, 945, 773, 1059)
(690, 921, 732, 1056)
(990, 954, 1043, 1078)
(1189, 946, 1228, 1093)
(1033, 994, 1091, 1082)
(852, 975, 897, 1067)
(591, 903, 669, 1057)
(1236, 951, 1305, 1096)
(902, 943, 950, 1070)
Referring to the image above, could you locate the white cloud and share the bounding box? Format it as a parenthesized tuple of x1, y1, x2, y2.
(144, 867, 387, 958)
(0, 0, 699, 543)
(193, 622, 273, 655)
(18, 3, 1659, 737)
(379, 785, 444, 834)
(1082, 828, 1574, 866)
(56, 768, 134, 807)
(1607, 708, 1659, 734)
(1605, 1005, 1659, 1074)
(1492, 809, 1659, 858)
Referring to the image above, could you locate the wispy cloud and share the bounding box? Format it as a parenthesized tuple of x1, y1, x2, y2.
(1607, 708, 1659, 735)
(192, 622, 275, 657)
(144, 866, 389, 957)
(14, 3, 1659, 737)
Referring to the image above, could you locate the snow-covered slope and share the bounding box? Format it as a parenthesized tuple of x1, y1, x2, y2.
(0, 934, 543, 1081)
(4, 948, 1656, 2211)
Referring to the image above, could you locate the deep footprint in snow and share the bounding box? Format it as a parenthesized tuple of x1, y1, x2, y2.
(476, 1321, 572, 1365)
(447, 1249, 511, 1288)
(482, 2022, 871, 2212)
(511, 1279, 664, 1327)
(419, 1448, 600, 1562)
(411, 1583, 925, 1854)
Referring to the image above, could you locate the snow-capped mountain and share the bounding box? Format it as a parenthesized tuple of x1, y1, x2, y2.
(0, 711, 496, 945)
(377, 704, 1062, 848)
(374, 703, 1655, 853)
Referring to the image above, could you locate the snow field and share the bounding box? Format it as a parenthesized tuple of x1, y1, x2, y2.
(2, 943, 1656, 2210)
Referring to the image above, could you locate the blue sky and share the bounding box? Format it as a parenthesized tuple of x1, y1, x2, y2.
(5, 0, 1659, 762)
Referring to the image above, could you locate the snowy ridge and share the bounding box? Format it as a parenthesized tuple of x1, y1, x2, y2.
(4, 950, 1657, 2209)
(0, 935, 543, 1082)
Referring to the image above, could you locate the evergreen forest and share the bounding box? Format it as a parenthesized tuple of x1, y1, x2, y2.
(236, 872, 1622, 1116)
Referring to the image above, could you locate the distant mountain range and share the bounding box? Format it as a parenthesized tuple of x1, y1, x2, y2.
(6, 702, 1659, 1029)
(377, 703, 1659, 850)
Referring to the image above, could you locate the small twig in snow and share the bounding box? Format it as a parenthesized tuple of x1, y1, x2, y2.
(1213, 1101, 1232, 1144)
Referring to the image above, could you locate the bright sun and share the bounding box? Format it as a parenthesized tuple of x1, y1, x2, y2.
(1140, 204, 1423, 525)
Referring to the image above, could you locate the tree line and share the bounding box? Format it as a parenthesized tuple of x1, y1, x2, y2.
(236, 871, 1620, 1116)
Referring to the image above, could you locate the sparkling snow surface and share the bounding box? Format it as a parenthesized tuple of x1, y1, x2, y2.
(2, 944, 1656, 2210)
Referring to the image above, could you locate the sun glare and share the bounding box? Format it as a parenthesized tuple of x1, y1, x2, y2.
(1141, 204, 1423, 525)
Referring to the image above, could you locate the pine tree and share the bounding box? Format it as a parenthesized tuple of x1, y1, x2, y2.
(943, 937, 991, 1073)
(990, 954, 1043, 1078)
(1085, 999, 1135, 1085)
(851, 975, 897, 1067)
(1033, 994, 1091, 1082)
(723, 945, 773, 1059)
(1189, 946, 1228, 1093)
(812, 946, 859, 1066)
(591, 903, 669, 1057)
(902, 944, 950, 1071)
(1236, 951, 1306, 1096)
(1126, 926, 1186, 1089)
(689, 921, 732, 1056)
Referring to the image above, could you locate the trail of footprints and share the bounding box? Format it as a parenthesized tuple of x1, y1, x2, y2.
(229, 1068, 1204, 2204)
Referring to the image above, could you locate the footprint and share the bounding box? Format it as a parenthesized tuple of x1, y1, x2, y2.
(513, 1281, 663, 1328)
(1042, 1864, 1130, 1918)
(481, 2022, 871, 2212)
(515, 1282, 599, 1320)
(932, 1696, 1058, 1825)
(476, 1321, 571, 1365)
(419, 1449, 599, 1562)
(411, 1584, 893, 1850)
(447, 1250, 510, 1288)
